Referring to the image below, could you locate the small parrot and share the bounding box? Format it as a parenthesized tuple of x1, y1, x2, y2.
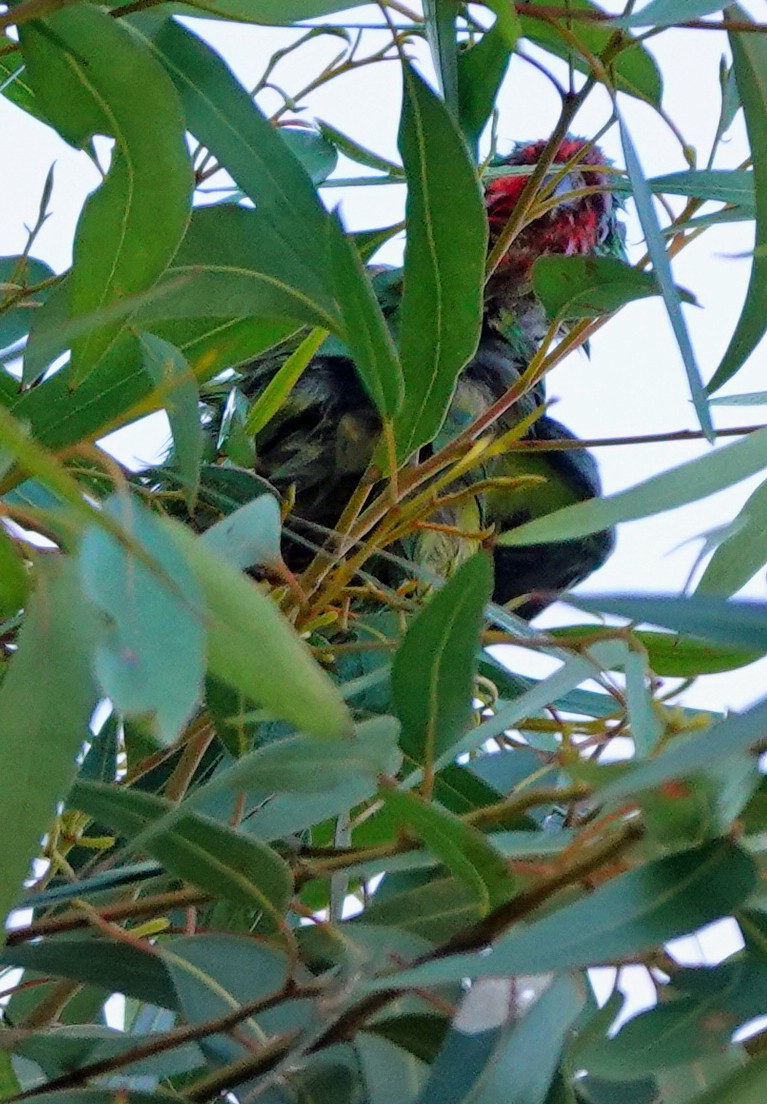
(208, 136, 623, 615)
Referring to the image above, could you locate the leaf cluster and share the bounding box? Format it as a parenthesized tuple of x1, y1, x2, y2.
(2, 2, 767, 1103)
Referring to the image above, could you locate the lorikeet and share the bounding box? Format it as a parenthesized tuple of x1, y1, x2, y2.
(211, 136, 623, 616)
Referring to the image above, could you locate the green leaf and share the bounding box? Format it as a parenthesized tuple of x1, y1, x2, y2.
(356, 1033, 429, 1104)
(0, 525, 27, 617)
(649, 169, 754, 208)
(317, 120, 403, 176)
(0, 255, 56, 349)
(366, 841, 756, 989)
(20, 7, 192, 380)
(201, 494, 283, 571)
(394, 64, 487, 459)
(624, 648, 664, 756)
(595, 691, 767, 805)
(191, 715, 400, 810)
(0, 56, 42, 122)
(423, 0, 461, 114)
(164, 519, 352, 739)
(80, 494, 206, 746)
(0, 559, 100, 931)
(677, 1048, 767, 1104)
(417, 974, 583, 1104)
(532, 254, 695, 320)
(329, 212, 403, 418)
(133, 15, 335, 303)
(572, 593, 767, 652)
(548, 626, 764, 675)
(519, 0, 663, 105)
(457, 23, 514, 150)
(12, 315, 293, 453)
(619, 115, 712, 438)
(621, 0, 729, 27)
(138, 332, 203, 510)
(13, 1094, 179, 1104)
(0, 940, 178, 1010)
(710, 389, 767, 405)
(0, 1049, 20, 1098)
(381, 789, 518, 912)
(161, 934, 289, 1039)
(279, 125, 338, 184)
(697, 475, 767, 595)
(139, 205, 338, 331)
(392, 554, 492, 772)
(707, 7, 767, 393)
(178, 0, 360, 22)
(363, 875, 483, 942)
(577, 955, 767, 1078)
(70, 781, 292, 921)
(245, 327, 328, 436)
(498, 426, 767, 547)
(232, 719, 401, 839)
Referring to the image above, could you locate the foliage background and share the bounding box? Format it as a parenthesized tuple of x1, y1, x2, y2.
(3, 2, 767, 1103)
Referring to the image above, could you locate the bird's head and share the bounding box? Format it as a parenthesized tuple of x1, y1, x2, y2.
(484, 137, 623, 279)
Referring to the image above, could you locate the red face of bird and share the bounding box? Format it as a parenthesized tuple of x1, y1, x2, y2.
(484, 137, 618, 276)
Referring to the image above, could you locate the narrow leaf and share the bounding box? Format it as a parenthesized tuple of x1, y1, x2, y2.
(423, 0, 461, 114)
(329, 212, 403, 417)
(0, 560, 99, 930)
(648, 169, 753, 208)
(573, 592, 767, 652)
(392, 554, 493, 771)
(697, 475, 767, 595)
(498, 426, 767, 547)
(366, 841, 756, 989)
(394, 64, 487, 459)
(165, 519, 352, 739)
(80, 495, 206, 747)
(0, 940, 178, 1010)
(707, 6, 767, 392)
(138, 332, 203, 510)
(20, 7, 192, 379)
(533, 254, 695, 320)
(457, 23, 515, 150)
(134, 15, 335, 297)
(548, 625, 764, 675)
(381, 788, 518, 912)
(317, 120, 403, 176)
(201, 494, 283, 570)
(71, 781, 292, 921)
(417, 974, 583, 1104)
(192, 715, 401, 807)
(618, 115, 712, 437)
(620, 0, 727, 25)
(245, 327, 328, 436)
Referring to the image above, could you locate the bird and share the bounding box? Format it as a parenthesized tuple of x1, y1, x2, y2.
(197, 136, 623, 616)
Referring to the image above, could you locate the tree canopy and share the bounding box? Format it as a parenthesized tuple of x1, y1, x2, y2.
(2, 3, 767, 1103)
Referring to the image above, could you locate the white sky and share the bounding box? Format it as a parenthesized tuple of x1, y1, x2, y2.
(2, 1, 767, 720)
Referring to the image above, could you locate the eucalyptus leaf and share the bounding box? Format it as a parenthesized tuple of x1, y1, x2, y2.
(365, 841, 756, 989)
(20, 7, 192, 380)
(0, 560, 99, 929)
(394, 64, 487, 459)
(80, 494, 206, 746)
(707, 7, 767, 393)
